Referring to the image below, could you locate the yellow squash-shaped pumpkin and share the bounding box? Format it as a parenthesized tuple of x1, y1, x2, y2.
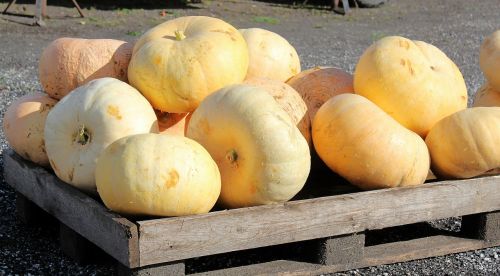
(39, 38, 133, 99)
(425, 107, 500, 179)
(480, 30, 500, 91)
(128, 16, 249, 113)
(96, 133, 221, 216)
(312, 93, 429, 190)
(44, 78, 158, 193)
(186, 84, 311, 208)
(3, 93, 57, 167)
(354, 36, 467, 137)
(239, 28, 301, 82)
(472, 83, 500, 107)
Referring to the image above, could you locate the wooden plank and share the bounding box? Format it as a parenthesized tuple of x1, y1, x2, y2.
(138, 175, 500, 265)
(3, 150, 140, 268)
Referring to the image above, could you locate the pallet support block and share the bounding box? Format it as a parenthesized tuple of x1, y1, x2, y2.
(59, 223, 110, 264)
(462, 211, 500, 242)
(116, 261, 185, 276)
(16, 192, 51, 225)
(315, 233, 365, 265)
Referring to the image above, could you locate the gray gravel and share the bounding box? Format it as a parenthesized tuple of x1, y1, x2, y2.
(1, 0, 500, 275)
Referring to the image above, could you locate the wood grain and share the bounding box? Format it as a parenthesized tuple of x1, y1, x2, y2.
(3, 150, 140, 268)
(138, 174, 500, 265)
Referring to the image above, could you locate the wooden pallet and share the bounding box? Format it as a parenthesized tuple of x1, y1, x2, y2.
(4, 149, 500, 275)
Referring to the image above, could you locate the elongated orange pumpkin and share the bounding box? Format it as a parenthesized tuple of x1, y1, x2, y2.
(480, 30, 500, 91)
(472, 83, 500, 107)
(39, 38, 133, 99)
(313, 93, 429, 190)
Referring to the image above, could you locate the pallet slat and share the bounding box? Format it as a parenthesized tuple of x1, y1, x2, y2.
(3, 150, 140, 268)
(138, 175, 500, 265)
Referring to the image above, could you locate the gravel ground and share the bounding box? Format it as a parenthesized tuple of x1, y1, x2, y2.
(0, 0, 500, 275)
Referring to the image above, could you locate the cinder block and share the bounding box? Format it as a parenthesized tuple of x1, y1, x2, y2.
(461, 211, 500, 242)
(315, 233, 365, 265)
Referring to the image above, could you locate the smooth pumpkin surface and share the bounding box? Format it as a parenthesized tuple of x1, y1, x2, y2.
(155, 110, 189, 136)
(44, 78, 158, 193)
(354, 36, 467, 137)
(239, 28, 300, 82)
(425, 107, 500, 179)
(39, 38, 133, 99)
(472, 83, 500, 107)
(96, 133, 221, 216)
(186, 84, 310, 208)
(286, 66, 354, 122)
(312, 93, 429, 190)
(3, 93, 57, 167)
(243, 77, 311, 146)
(128, 16, 249, 113)
(480, 30, 500, 91)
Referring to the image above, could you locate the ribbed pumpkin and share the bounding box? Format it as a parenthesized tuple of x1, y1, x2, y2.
(155, 110, 189, 136)
(354, 36, 467, 137)
(425, 107, 500, 179)
(186, 84, 310, 208)
(480, 30, 500, 91)
(286, 66, 354, 122)
(472, 83, 500, 107)
(312, 93, 429, 190)
(243, 77, 311, 146)
(44, 78, 158, 193)
(3, 93, 57, 167)
(128, 16, 249, 113)
(96, 133, 221, 216)
(239, 28, 301, 82)
(39, 38, 133, 99)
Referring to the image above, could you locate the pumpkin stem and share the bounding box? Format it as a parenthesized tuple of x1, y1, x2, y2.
(225, 149, 238, 165)
(174, 30, 186, 41)
(75, 125, 91, 145)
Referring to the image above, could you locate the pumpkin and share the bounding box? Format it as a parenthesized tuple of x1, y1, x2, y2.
(3, 93, 57, 167)
(39, 38, 133, 99)
(186, 84, 310, 208)
(472, 83, 500, 107)
(239, 28, 301, 82)
(155, 110, 189, 136)
(243, 77, 311, 146)
(354, 36, 467, 137)
(286, 66, 354, 122)
(44, 78, 159, 193)
(312, 93, 429, 190)
(128, 16, 249, 113)
(425, 107, 500, 179)
(96, 133, 221, 216)
(480, 30, 500, 91)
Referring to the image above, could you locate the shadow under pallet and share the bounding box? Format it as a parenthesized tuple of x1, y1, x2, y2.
(4, 149, 500, 275)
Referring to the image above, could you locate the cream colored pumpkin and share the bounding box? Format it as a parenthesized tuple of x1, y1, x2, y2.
(286, 66, 354, 122)
(472, 83, 500, 107)
(128, 16, 249, 113)
(96, 133, 221, 216)
(186, 84, 310, 208)
(239, 28, 301, 82)
(44, 78, 158, 193)
(354, 36, 467, 137)
(243, 77, 311, 146)
(39, 38, 133, 99)
(425, 107, 500, 179)
(3, 93, 57, 167)
(312, 93, 429, 190)
(480, 30, 500, 91)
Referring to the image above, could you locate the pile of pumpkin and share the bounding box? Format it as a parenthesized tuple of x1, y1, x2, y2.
(3, 15, 500, 217)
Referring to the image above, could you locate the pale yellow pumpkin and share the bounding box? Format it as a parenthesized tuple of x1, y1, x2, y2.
(3, 93, 57, 167)
(243, 77, 311, 146)
(186, 84, 310, 208)
(39, 38, 133, 99)
(472, 83, 500, 107)
(480, 30, 500, 91)
(425, 107, 500, 179)
(286, 66, 354, 122)
(239, 28, 301, 82)
(312, 93, 429, 190)
(354, 36, 467, 137)
(128, 16, 249, 113)
(44, 78, 158, 193)
(96, 133, 221, 216)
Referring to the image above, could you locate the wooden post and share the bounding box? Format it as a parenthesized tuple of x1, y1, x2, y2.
(33, 0, 46, 26)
